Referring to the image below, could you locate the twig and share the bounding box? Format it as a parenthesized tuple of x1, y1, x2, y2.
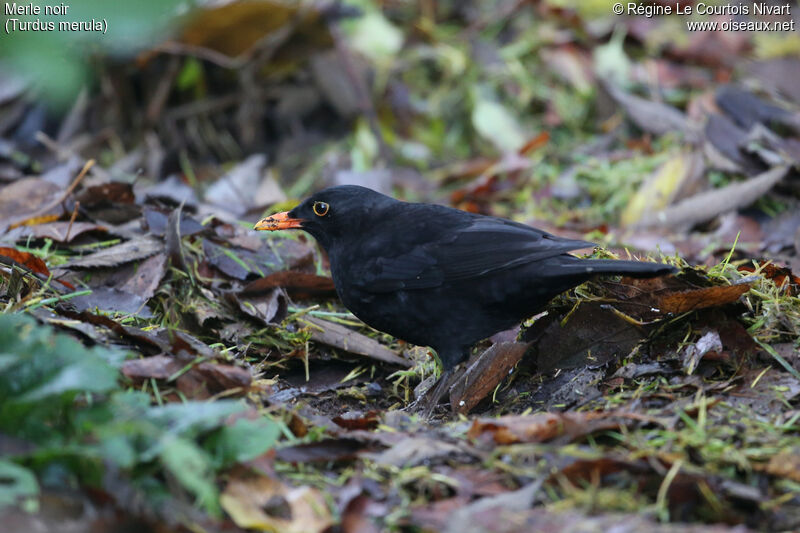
(64, 201, 80, 242)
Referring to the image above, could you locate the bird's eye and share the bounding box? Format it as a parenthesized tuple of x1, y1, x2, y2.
(312, 201, 330, 217)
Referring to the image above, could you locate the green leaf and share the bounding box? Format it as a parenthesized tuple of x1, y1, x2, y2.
(0, 460, 39, 510)
(160, 437, 220, 516)
(206, 417, 281, 468)
(471, 89, 526, 153)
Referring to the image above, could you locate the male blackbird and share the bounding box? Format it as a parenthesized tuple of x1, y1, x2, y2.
(255, 185, 675, 410)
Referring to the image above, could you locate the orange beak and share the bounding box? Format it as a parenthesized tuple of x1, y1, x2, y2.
(254, 211, 304, 231)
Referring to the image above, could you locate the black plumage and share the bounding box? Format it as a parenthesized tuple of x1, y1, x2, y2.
(255, 185, 675, 403)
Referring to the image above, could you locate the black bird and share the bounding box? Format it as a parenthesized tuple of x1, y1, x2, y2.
(255, 185, 675, 411)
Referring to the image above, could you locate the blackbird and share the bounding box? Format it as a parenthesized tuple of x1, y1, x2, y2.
(255, 185, 675, 411)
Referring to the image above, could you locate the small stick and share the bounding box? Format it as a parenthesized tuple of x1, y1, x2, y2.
(64, 201, 80, 242)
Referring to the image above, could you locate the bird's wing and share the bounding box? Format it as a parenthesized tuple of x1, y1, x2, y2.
(356, 214, 594, 292)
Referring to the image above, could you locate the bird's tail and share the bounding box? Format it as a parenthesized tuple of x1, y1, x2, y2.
(577, 259, 677, 278)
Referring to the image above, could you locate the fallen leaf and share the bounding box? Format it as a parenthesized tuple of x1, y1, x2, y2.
(276, 439, 369, 464)
(332, 411, 380, 431)
(658, 284, 750, 314)
(63, 236, 163, 269)
(643, 165, 788, 230)
(450, 342, 529, 414)
(368, 437, 465, 468)
(0, 246, 51, 277)
(682, 330, 724, 374)
(738, 261, 800, 296)
(523, 302, 645, 372)
(231, 288, 288, 325)
(203, 238, 313, 280)
(467, 412, 628, 445)
(242, 271, 336, 300)
(622, 151, 705, 228)
(305, 317, 409, 367)
(604, 82, 690, 136)
(24, 221, 107, 243)
(220, 476, 333, 533)
(68, 288, 152, 317)
(0, 178, 61, 233)
(143, 207, 205, 237)
(757, 450, 800, 482)
(122, 355, 251, 399)
(118, 253, 167, 301)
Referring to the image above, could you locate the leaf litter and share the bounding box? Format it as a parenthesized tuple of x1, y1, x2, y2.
(0, 2, 799, 532)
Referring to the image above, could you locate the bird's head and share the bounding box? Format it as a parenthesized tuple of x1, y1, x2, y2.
(254, 185, 394, 250)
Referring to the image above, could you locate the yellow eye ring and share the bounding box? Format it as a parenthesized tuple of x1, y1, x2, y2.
(312, 201, 329, 217)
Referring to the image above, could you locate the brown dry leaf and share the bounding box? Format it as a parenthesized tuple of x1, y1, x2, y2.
(450, 342, 529, 415)
(727, 368, 800, 416)
(332, 411, 380, 431)
(220, 476, 333, 533)
(122, 355, 251, 399)
(68, 288, 152, 317)
(143, 207, 205, 237)
(275, 438, 369, 464)
(63, 236, 163, 269)
(604, 82, 690, 136)
(305, 317, 409, 367)
(26, 221, 107, 243)
(0, 177, 61, 232)
(523, 302, 646, 372)
(180, 1, 331, 58)
(0, 246, 51, 277)
(203, 238, 313, 280)
(467, 412, 626, 445)
(682, 330, 723, 374)
(600, 273, 751, 321)
(645, 165, 789, 230)
(118, 253, 167, 301)
(738, 262, 800, 296)
(658, 284, 750, 314)
(622, 151, 705, 228)
(232, 288, 288, 325)
(242, 271, 336, 300)
(340, 493, 382, 533)
(74, 182, 139, 224)
(368, 437, 466, 468)
(758, 450, 800, 482)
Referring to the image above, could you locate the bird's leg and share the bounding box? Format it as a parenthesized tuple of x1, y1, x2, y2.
(418, 369, 453, 418)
